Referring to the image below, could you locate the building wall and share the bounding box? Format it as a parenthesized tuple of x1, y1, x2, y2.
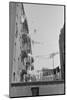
(9, 2, 16, 95)
(59, 24, 65, 80)
(10, 82, 64, 97)
(10, 2, 32, 83)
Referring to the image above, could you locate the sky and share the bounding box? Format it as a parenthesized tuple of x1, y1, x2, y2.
(24, 3, 64, 70)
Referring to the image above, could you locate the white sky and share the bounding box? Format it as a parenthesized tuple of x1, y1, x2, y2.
(24, 3, 64, 70)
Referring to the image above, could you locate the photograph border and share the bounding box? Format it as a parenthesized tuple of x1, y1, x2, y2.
(9, 1, 66, 98)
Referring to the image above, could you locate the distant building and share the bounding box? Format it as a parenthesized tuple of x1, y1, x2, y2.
(42, 67, 61, 81)
(59, 24, 65, 80)
(42, 68, 53, 76)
